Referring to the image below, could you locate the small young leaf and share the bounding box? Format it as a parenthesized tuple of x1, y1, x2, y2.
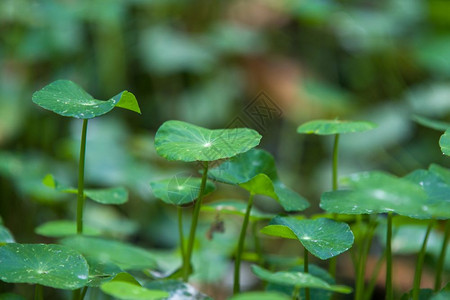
(113, 91, 141, 114)
(150, 176, 215, 206)
(251, 265, 352, 293)
(60, 236, 157, 271)
(0, 243, 89, 290)
(239, 173, 278, 198)
(101, 273, 168, 300)
(154, 120, 262, 162)
(264, 217, 354, 260)
(260, 225, 298, 240)
(85, 187, 128, 205)
(440, 129, 450, 156)
(297, 119, 377, 135)
(35, 220, 101, 237)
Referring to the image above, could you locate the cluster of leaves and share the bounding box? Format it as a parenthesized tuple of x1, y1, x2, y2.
(0, 81, 449, 300)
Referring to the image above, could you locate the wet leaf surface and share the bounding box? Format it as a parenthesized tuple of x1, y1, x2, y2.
(262, 217, 354, 260)
(0, 243, 88, 290)
(154, 120, 261, 162)
(32, 80, 139, 119)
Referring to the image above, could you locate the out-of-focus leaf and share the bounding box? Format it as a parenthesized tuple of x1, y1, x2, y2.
(60, 236, 158, 271)
(321, 171, 430, 218)
(202, 200, 275, 221)
(100, 273, 168, 300)
(35, 220, 101, 238)
(251, 265, 352, 293)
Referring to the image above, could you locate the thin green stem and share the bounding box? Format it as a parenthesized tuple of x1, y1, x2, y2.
(356, 218, 377, 300)
(412, 220, 435, 300)
(76, 119, 88, 234)
(80, 286, 88, 300)
(328, 133, 340, 278)
(178, 206, 186, 268)
(35, 285, 43, 300)
(435, 220, 450, 291)
(233, 193, 254, 294)
(252, 221, 263, 264)
(304, 248, 310, 300)
(364, 249, 386, 300)
(332, 133, 340, 191)
(385, 212, 393, 300)
(183, 161, 209, 282)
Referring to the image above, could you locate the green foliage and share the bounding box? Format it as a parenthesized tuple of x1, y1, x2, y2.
(154, 120, 262, 162)
(60, 236, 158, 271)
(32, 80, 140, 119)
(35, 220, 101, 238)
(0, 244, 89, 290)
(261, 217, 354, 260)
(320, 171, 430, 218)
(150, 176, 215, 206)
(251, 265, 352, 294)
(440, 130, 450, 156)
(100, 273, 168, 300)
(297, 120, 377, 135)
(208, 149, 309, 212)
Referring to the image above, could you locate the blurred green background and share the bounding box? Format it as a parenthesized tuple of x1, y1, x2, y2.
(1, 0, 449, 299)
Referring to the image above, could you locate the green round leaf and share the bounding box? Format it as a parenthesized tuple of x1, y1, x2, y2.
(202, 200, 275, 221)
(297, 119, 377, 135)
(150, 176, 215, 206)
(60, 236, 157, 271)
(35, 220, 101, 238)
(321, 171, 430, 218)
(440, 129, 450, 156)
(263, 217, 354, 260)
(154, 120, 262, 162)
(85, 187, 128, 205)
(208, 149, 309, 212)
(0, 243, 89, 290)
(229, 291, 290, 300)
(101, 273, 168, 300)
(251, 265, 352, 294)
(32, 80, 140, 119)
(404, 169, 450, 219)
